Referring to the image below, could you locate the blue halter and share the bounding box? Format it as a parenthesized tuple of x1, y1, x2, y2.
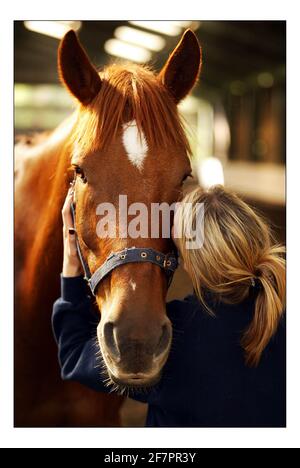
(70, 202, 178, 296)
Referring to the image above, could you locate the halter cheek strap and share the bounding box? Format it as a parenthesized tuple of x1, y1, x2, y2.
(70, 202, 178, 296)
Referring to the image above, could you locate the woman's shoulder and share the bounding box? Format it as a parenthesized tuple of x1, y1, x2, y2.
(166, 292, 259, 331)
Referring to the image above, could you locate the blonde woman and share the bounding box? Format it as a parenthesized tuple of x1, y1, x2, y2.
(53, 185, 286, 427)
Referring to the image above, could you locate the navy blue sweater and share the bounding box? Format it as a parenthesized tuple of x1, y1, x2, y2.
(52, 276, 286, 427)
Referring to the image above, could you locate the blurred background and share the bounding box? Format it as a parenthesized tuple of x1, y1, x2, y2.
(14, 20, 286, 426)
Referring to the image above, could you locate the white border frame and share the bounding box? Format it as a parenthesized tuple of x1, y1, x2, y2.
(1, 1, 299, 449)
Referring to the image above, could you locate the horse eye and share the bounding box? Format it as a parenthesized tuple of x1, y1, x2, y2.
(74, 165, 87, 183)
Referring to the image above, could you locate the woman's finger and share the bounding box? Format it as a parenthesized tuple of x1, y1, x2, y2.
(68, 232, 79, 257)
(62, 187, 74, 215)
(62, 186, 83, 276)
(62, 188, 75, 230)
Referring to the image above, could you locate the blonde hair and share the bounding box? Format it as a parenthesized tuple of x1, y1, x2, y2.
(177, 185, 286, 367)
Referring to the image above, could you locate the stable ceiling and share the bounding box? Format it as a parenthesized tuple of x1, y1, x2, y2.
(14, 20, 285, 96)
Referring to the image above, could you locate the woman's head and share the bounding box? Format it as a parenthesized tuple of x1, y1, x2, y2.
(174, 185, 286, 367)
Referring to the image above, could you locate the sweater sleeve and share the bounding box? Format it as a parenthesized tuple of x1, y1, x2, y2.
(52, 275, 111, 393)
(52, 276, 155, 403)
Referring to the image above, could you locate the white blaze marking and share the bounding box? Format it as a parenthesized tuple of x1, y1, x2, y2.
(129, 279, 137, 292)
(122, 120, 148, 171)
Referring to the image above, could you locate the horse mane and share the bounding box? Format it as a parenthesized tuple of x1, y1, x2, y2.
(70, 63, 191, 156)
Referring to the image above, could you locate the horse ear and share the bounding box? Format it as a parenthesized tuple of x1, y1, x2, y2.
(58, 30, 101, 105)
(159, 29, 202, 103)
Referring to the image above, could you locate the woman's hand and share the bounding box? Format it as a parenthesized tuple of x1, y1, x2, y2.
(62, 187, 83, 277)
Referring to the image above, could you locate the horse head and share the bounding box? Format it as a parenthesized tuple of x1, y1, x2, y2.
(58, 29, 201, 388)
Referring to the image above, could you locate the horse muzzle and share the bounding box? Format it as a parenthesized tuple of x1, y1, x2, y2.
(98, 318, 172, 387)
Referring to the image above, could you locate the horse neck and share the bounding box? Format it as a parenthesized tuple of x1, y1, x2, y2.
(18, 116, 76, 310)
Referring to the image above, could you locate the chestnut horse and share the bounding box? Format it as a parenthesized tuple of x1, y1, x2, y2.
(14, 29, 201, 427)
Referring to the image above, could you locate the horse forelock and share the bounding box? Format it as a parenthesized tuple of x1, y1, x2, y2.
(70, 63, 191, 157)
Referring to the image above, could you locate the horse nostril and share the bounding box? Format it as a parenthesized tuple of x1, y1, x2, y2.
(155, 323, 172, 358)
(103, 322, 120, 360)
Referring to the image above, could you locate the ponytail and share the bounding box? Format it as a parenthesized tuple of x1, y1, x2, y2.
(241, 245, 286, 367)
(177, 185, 286, 368)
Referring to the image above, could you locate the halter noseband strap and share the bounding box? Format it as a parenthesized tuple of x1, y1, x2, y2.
(70, 202, 178, 296)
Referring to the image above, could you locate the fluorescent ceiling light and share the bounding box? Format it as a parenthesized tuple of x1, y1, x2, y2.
(172, 21, 201, 31)
(24, 21, 81, 39)
(114, 26, 166, 52)
(104, 39, 151, 63)
(129, 21, 182, 37)
(172, 21, 193, 28)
